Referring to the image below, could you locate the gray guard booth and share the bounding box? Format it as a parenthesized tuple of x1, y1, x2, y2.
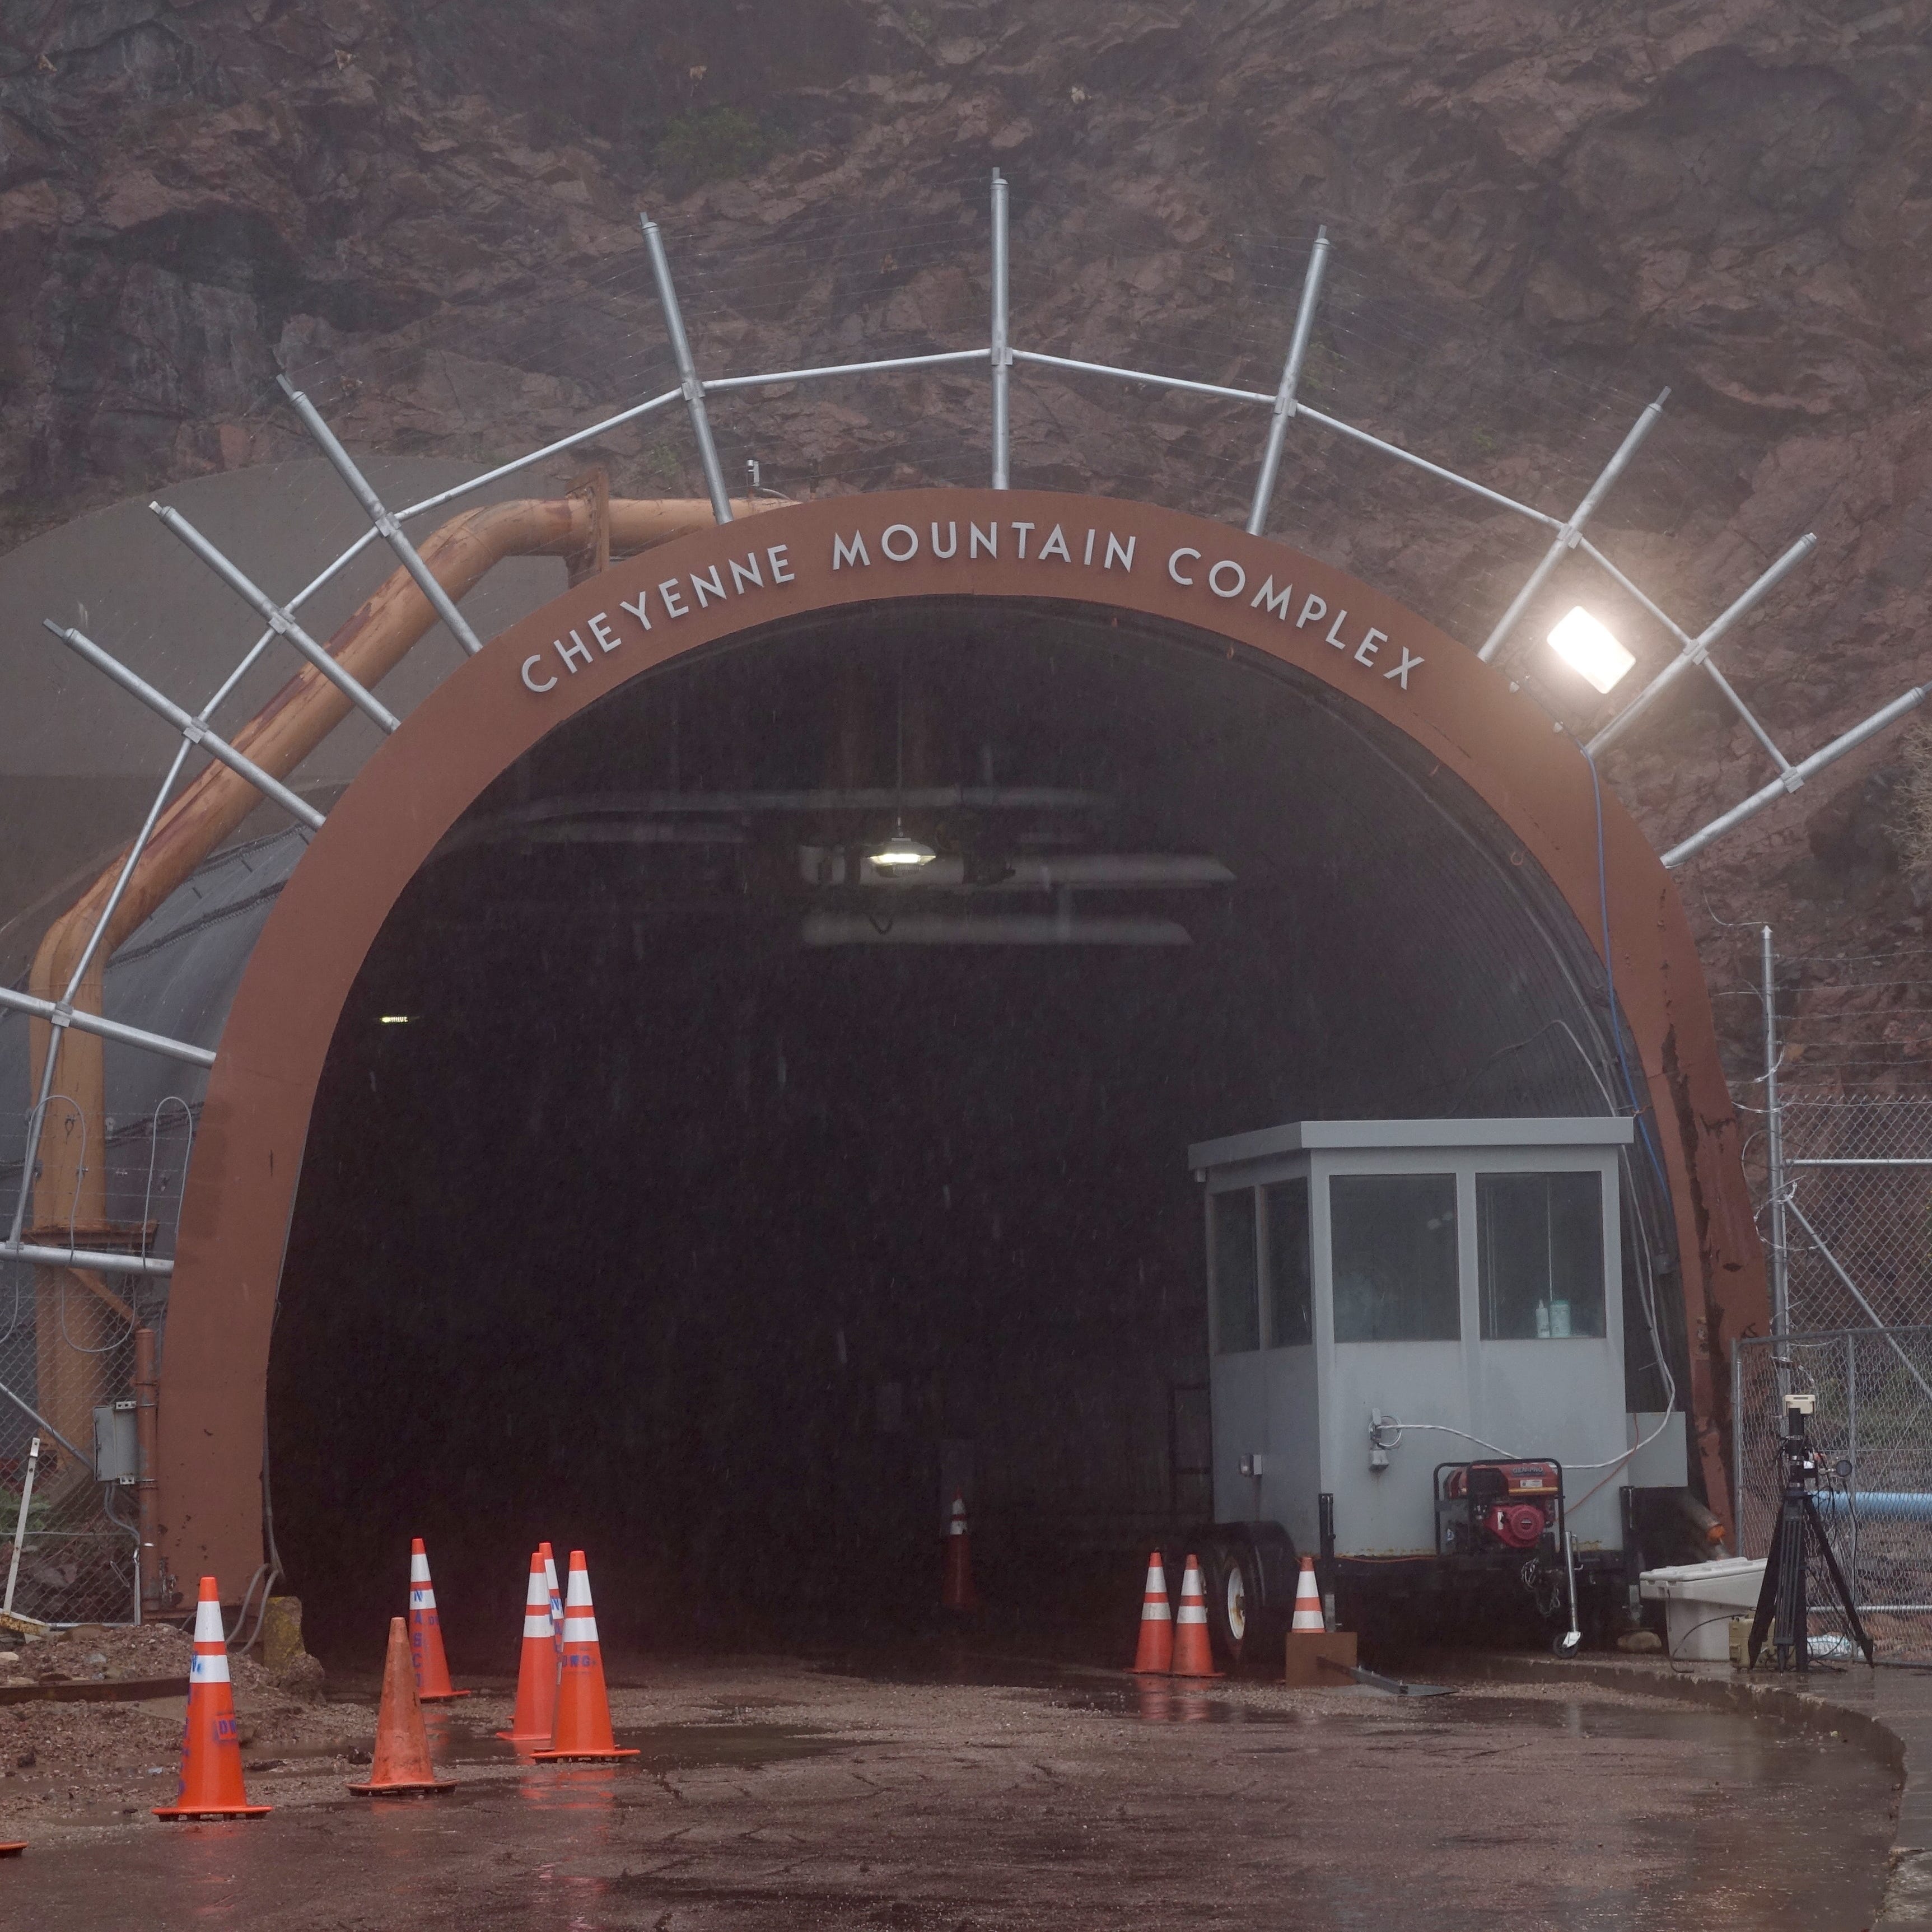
(1187, 1118, 1686, 1567)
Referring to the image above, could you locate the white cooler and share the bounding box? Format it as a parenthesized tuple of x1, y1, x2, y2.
(1639, 1556, 1767, 1661)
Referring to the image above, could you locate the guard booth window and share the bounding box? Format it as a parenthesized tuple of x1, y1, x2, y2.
(1263, 1178, 1312, 1346)
(1477, 1171, 1606, 1338)
(1331, 1174, 1459, 1342)
(1212, 1188, 1260, 1353)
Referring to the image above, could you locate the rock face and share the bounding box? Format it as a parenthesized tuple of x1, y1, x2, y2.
(3, 0, 1929, 1077)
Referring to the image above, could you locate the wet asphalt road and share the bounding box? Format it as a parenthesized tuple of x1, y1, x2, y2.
(0, 1655, 1897, 1930)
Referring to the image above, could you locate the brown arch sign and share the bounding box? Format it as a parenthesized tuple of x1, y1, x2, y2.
(157, 489, 1763, 1590)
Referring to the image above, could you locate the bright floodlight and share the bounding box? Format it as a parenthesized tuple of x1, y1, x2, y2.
(870, 827, 936, 870)
(1547, 606, 1634, 694)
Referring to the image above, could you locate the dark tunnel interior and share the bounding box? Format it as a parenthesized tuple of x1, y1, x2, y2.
(265, 599, 1683, 1665)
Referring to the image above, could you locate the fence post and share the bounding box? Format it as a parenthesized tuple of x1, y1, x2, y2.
(1847, 1331, 1860, 1606)
(135, 1327, 161, 1617)
(1731, 1339, 1743, 1551)
(1764, 923, 1790, 1343)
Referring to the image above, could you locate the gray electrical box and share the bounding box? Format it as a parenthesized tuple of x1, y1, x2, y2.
(92, 1401, 138, 1485)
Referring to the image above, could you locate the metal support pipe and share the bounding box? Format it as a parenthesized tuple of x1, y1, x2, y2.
(2, 1436, 39, 1617)
(1663, 682, 1931, 866)
(8, 735, 194, 1253)
(0, 985, 214, 1070)
(44, 623, 326, 830)
(133, 1326, 160, 1614)
(0, 1240, 172, 1278)
(640, 217, 732, 524)
(1698, 655, 1796, 776)
(1293, 402, 1560, 529)
(0, 1385, 92, 1473)
(707, 347, 990, 393)
(151, 505, 401, 733)
(991, 169, 1011, 489)
(1011, 348, 1275, 408)
(1245, 226, 1329, 536)
(278, 377, 486, 657)
(1477, 389, 1669, 662)
(1588, 533, 1818, 754)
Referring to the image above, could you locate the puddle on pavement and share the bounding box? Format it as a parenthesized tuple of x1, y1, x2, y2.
(254, 1718, 839, 1777)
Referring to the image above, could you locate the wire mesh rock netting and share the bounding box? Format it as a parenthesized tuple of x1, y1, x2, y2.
(1735, 1328, 1932, 1666)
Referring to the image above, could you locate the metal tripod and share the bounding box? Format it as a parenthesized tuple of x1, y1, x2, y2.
(1747, 1394, 1873, 1671)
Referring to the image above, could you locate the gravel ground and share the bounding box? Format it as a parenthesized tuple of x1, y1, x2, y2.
(0, 1648, 1900, 1928)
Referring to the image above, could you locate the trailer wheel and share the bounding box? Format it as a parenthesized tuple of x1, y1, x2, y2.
(1204, 1541, 1264, 1669)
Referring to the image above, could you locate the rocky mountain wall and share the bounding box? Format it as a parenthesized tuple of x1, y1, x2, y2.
(2, 0, 1930, 1081)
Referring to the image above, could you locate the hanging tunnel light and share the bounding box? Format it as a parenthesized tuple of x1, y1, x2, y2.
(1547, 606, 1635, 694)
(869, 819, 936, 870)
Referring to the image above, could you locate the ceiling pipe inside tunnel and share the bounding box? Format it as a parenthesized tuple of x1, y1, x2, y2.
(22, 491, 781, 1247)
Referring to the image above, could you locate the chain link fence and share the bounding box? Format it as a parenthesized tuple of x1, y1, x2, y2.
(1735, 1327, 1932, 1664)
(0, 1089, 186, 1628)
(1780, 1095, 1932, 1333)
(0, 1255, 145, 1628)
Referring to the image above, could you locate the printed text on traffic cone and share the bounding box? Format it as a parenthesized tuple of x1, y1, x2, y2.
(409, 1536, 470, 1701)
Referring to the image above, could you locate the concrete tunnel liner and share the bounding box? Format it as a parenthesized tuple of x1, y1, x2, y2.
(151, 488, 1766, 1593)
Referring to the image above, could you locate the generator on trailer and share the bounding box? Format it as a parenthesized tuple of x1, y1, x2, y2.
(1183, 1118, 1690, 1664)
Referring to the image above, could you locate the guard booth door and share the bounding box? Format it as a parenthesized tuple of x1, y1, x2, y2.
(1206, 1175, 1318, 1557)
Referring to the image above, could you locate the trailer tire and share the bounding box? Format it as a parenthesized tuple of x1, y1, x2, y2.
(1203, 1539, 1266, 1670)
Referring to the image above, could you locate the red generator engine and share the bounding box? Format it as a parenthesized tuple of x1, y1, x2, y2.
(1435, 1460, 1564, 1560)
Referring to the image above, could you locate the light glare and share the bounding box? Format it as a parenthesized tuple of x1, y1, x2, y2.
(869, 833, 936, 870)
(1547, 606, 1634, 694)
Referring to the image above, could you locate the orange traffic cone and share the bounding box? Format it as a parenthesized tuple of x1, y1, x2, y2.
(1170, 1553, 1220, 1678)
(530, 1551, 638, 1762)
(941, 1492, 977, 1610)
(496, 1550, 559, 1745)
(1131, 1551, 1173, 1674)
(408, 1537, 470, 1701)
(153, 1575, 271, 1819)
(349, 1616, 454, 1796)
(1290, 1555, 1326, 1633)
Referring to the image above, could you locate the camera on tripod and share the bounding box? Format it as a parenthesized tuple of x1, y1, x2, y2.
(1747, 1390, 1873, 1672)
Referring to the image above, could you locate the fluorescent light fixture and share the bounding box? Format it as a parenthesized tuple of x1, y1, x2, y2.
(1547, 606, 1634, 694)
(869, 824, 935, 870)
(378, 1014, 413, 1025)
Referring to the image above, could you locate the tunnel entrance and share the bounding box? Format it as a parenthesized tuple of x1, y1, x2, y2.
(265, 596, 1678, 1663)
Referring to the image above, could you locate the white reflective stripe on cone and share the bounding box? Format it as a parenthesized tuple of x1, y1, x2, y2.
(192, 1595, 225, 1644)
(1142, 1600, 1173, 1621)
(410, 1586, 437, 1608)
(564, 1571, 593, 1609)
(1176, 1606, 1207, 1625)
(190, 1650, 232, 1683)
(522, 1614, 554, 1639)
(562, 1616, 599, 1643)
